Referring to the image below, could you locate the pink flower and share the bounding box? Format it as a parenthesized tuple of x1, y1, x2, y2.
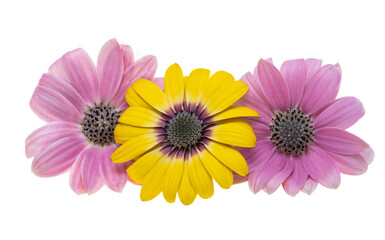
(238, 58, 374, 196)
(25, 39, 160, 194)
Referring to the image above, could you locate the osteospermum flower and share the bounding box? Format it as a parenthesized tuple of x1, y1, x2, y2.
(25, 39, 159, 194)
(238, 58, 374, 196)
(112, 63, 259, 204)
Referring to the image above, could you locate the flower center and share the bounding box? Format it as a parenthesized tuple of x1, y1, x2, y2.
(81, 103, 121, 146)
(165, 111, 203, 149)
(269, 109, 314, 155)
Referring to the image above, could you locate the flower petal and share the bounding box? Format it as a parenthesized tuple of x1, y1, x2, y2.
(280, 59, 306, 108)
(360, 147, 375, 165)
(69, 148, 87, 195)
(264, 156, 294, 194)
(31, 136, 87, 177)
(120, 44, 134, 70)
(97, 39, 124, 103)
(257, 59, 290, 111)
(114, 123, 156, 144)
(300, 64, 341, 114)
(99, 145, 130, 192)
(314, 127, 369, 155)
(25, 121, 80, 158)
(185, 68, 211, 108)
(327, 150, 368, 175)
(302, 145, 341, 189)
(188, 151, 214, 199)
(30, 86, 82, 123)
(314, 97, 365, 129)
(210, 106, 260, 122)
(118, 106, 164, 127)
(48, 48, 99, 104)
(112, 55, 158, 110)
(282, 158, 308, 196)
(81, 146, 104, 194)
(164, 63, 185, 110)
(301, 177, 318, 194)
(163, 152, 184, 203)
(208, 119, 256, 148)
(240, 140, 276, 172)
(178, 159, 197, 205)
(304, 58, 322, 83)
(152, 77, 164, 90)
(204, 140, 248, 177)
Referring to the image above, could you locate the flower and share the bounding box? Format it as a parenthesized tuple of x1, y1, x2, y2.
(112, 63, 259, 204)
(238, 58, 374, 196)
(25, 39, 159, 194)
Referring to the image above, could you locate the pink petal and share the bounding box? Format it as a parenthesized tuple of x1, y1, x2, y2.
(301, 177, 318, 194)
(30, 86, 82, 123)
(248, 152, 287, 193)
(152, 77, 164, 90)
(25, 121, 80, 158)
(282, 157, 308, 196)
(360, 147, 374, 165)
(111, 55, 158, 110)
(302, 145, 341, 189)
(241, 140, 276, 172)
(97, 39, 124, 103)
(257, 59, 290, 111)
(314, 97, 365, 130)
(280, 59, 306, 108)
(81, 146, 104, 194)
(250, 122, 270, 140)
(31, 136, 87, 177)
(300, 64, 341, 114)
(69, 148, 87, 195)
(48, 48, 99, 104)
(120, 44, 134, 70)
(264, 156, 294, 194)
(314, 127, 369, 155)
(233, 172, 248, 184)
(99, 145, 131, 192)
(38, 73, 87, 113)
(327, 150, 368, 175)
(304, 58, 322, 83)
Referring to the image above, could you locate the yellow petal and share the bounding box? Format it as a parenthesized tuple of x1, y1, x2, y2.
(118, 105, 164, 127)
(198, 147, 233, 189)
(126, 146, 164, 184)
(164, 63, 185, 108)
(132, 79, 170, 114)
(162, 153, 184, 203)
(111, 134, 159, 163)
(114, 123, 155, 144)
(188, 151, 214, 199)
(125, 85, 153, 109)
(178, 159, 197, 205)
(206, 80, 248, 116)
(185, 68, 210, 105)
(204, 140, 249, 176)
(208, 119, 256, 147)
(201, 71, 234, 103)
(211, 106, 260, 122)
(140, 155, 172, 201)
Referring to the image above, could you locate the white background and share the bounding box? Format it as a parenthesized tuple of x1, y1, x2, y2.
(1, 0, 384, 239)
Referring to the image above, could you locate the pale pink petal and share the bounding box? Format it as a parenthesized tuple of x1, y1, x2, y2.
(233, 173, 248, 184)
(48, 48, 99, 104)
(25, 121, 80, 158)
(302, 145, 341, 189)
(97, 39, 124, 102)
(300, 64, 341, 114)
(301, 177, 318, 194)
(30, 86, 82, 123)
(257, 59, 290, 111)
(360, 147, 375, 165)
(152, 77, 164, 90)
(314, 127, 369, 155)
(81, 146, 104, 194)
(250, 122, 271, 140)
(248, 152, 287, 193)
(304, 58, 322, 83)
(111, 55, 158, 110)
(264, 156, 294, 194)
(120, 44, 134, 70)
(282, 157, 308, 196)
(31, 136, 87, 177)
(38, 73, 87, 113)
(99, 145, 131, 192)
(314, 97, 365, 129)
(280, 59, 306, 108)
(241, 140, 276, 172)
(327, 150, 368, 175)
(69, 148, 87, 195)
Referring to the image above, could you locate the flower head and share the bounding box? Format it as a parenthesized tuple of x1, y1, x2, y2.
(112, 64, 259, 204)
(26, 39, 159, 194)
(238, 58, 374, 196)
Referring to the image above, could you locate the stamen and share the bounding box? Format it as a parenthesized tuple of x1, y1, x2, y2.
(269, 108, 314, 155)
(81, 103, 121, 146)
(165, 111, 203, 149)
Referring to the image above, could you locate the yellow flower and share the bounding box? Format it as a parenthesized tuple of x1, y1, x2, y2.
(112, 63, 259, 204)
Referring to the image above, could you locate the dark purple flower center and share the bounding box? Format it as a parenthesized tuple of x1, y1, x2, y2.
(81, 103, 121, 146)
(269, 109, 314, 155)
(165, 111, 203, 149)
